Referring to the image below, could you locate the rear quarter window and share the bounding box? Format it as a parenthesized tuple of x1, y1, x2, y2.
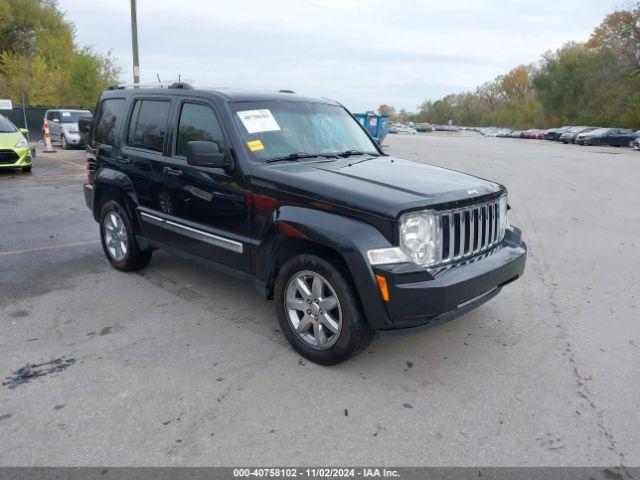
(94, 98, 126, 146)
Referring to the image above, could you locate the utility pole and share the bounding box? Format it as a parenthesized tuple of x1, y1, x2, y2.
(130, 0, 140, 85)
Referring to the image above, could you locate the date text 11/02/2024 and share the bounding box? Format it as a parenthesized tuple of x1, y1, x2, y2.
(232, 468, 400, 477)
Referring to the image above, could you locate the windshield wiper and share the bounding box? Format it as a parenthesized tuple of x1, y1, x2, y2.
(265, 153, 317, 164)
(265, 152, 338, 164)
(336, 150, 379, 158)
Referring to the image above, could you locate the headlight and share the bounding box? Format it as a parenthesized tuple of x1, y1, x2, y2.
(399, 211, 441, 266)
(368, 211, 441, 267)
(498, 194, 509, 239)
(14, 137, 28, 148)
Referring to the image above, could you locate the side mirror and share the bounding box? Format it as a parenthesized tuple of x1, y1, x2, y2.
(186, 141, 232, 170)
(19, 128, 29, 135)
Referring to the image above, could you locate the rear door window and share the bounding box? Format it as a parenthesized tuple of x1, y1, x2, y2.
(94, 98, 126, 146)
(128, 99, 171, 153)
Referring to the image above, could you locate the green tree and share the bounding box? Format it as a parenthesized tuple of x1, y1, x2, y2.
(587, 3, 640, 75)
(0, 0, 119, 108)
(377, 104, 396, 116)
(533, 43, 620, 126)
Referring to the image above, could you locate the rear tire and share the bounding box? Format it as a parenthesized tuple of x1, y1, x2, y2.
(275, 254, 374, 365)
(99, 200, 152, 271)
(21, 166, 32, 172)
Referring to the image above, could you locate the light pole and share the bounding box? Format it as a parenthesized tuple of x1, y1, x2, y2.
(130, 0, 140, 85)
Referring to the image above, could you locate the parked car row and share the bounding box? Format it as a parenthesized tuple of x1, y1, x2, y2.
(431, 124, 461, 132)
(388, 122, 417, 134)
(476, 126, 640, 148)
(389, 123, 462, 134)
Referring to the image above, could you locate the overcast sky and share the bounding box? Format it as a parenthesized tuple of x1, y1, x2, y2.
(58, 0, 616, 112)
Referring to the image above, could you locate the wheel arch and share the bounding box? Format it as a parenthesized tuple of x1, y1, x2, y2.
(256, 206, 393, 330)
(92, 168, 142, 236)
(264, 237, 352, 298)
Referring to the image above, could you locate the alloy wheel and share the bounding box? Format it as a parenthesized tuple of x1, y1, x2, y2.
(284, 270, 342, 350)
(103, 211, 128, 262)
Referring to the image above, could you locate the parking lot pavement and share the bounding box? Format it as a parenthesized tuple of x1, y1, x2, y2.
(1, 136, 638, 466)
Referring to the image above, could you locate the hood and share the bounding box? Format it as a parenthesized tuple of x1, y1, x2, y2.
(0, 131, 25, 149)
(252, 156, 503, 219)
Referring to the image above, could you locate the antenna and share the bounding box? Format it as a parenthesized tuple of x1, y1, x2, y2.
(156, 73, 162, 84)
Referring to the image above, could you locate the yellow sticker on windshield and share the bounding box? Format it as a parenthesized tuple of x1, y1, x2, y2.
(247, 139, 264, 152)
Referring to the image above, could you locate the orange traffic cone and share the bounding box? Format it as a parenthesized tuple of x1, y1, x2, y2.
(42, 120, 57, 153)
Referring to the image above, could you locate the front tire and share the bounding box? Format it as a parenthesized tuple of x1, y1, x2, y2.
(21, 166, 32, 172)
(99, 200, 152, 271)
(61, 135, 69, 150)
(275, 254, 374, 365)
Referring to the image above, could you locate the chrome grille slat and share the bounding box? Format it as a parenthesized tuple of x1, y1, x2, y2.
(469, 209, 476, 254)
(488, 203, 493, 245)
(477, 207, 481, 251)
(453, 212, 462, 260)
(494, 203, 499, 245)
(460, 210, 467, 256)
(481, 205, 487, 249)
(448, 212, 455, 260)
(438, 197, 506, 266)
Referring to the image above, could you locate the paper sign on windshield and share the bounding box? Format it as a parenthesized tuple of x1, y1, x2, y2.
(247, 140, 265, 152)
(236, 109, 281, 134)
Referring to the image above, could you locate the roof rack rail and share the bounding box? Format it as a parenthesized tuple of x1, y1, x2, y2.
(279, 89, 295, 94)
(106, 81, 194, 90)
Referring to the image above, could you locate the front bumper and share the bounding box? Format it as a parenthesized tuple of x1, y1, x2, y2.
(0, 146, 32, 169)
(374, 227, 527, 337)
(64, 133, 82, 145)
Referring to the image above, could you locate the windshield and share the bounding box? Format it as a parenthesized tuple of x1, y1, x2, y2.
(231, 101, 379, 161)
(590, 128, 610, 136)
(0, 115, 17, 133)
(58, 111, 91, 123)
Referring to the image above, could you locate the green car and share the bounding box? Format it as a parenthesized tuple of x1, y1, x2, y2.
(0, 114, 33, 172)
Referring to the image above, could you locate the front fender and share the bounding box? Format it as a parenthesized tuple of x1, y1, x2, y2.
(256, 206, 394, 330)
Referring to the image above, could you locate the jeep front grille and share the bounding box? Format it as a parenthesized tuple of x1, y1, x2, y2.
(439, 199, 503, 264)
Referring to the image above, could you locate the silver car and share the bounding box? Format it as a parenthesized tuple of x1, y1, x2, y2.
(43, 109, 92, 149)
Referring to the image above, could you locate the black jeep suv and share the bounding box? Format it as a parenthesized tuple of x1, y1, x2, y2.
(83, 84, 526, 365)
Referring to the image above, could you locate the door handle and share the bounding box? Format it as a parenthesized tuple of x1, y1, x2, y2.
(164, 166, 183, 176)
(117, 155, 131, 164)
